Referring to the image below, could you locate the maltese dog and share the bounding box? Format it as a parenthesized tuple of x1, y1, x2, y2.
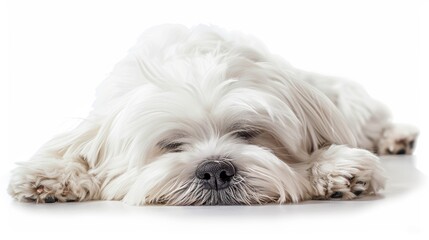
(8, 25, 418, 205)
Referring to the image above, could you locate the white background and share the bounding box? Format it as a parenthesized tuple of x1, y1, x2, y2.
(1, 0, 428, 239)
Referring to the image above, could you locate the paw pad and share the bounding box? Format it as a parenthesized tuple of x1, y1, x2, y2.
(353, 190, 363, 196)
(44, 196, 57, 203)
(331, 192, 343, 198)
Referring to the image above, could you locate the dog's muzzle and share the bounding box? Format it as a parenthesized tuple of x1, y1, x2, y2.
(195, 160, 236, 190)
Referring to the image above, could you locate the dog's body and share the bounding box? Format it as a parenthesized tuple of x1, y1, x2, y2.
(8, 25, 418, 205)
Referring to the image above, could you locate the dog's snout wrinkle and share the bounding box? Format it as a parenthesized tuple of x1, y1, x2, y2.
(196, 160, 236, 190)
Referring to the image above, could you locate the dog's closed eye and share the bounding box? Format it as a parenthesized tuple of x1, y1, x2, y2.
(235, 129, 261, 140)
(159, 141, 185, 152)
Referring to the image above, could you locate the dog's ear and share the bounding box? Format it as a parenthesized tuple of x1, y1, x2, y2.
(287, 79, 357, 152)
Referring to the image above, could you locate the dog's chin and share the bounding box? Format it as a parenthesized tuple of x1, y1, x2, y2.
(154, 181, 276, 206)
(122, 144, 308, 206)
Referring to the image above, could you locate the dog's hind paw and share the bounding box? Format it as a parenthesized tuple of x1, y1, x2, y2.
(377, 123, 419, 155)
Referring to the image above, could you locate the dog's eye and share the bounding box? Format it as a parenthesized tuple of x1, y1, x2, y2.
(235, 130, 260, 140)
(160, 142, 184, 152)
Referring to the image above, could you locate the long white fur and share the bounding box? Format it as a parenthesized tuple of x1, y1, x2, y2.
(8, 25, 417, 205)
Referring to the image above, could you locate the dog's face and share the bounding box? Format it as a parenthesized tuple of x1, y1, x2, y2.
(111, 61, 310, 206)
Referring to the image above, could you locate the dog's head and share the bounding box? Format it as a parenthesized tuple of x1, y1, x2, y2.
(108, 68, 304, 205)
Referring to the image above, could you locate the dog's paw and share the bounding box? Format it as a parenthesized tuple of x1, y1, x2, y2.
(309, 145, 385, 200)
(17, 182, 76, 203)
(8, 159, 99, 203)
(312, 172, 372, 200)
(377, 123, 419, 155)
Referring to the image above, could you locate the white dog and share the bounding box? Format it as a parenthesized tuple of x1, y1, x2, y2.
(8, 25, 419, 205)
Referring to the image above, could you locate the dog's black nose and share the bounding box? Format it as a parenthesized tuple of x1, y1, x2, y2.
(196, 160, 235, 190)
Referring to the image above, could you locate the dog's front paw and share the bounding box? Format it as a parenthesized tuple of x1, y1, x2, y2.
(8, 159, 99, 203)
(377, 123, 418, 155)
(309, 145, 386, 200)
(311, 171, 372, 200)
(14, 182, 71, 203)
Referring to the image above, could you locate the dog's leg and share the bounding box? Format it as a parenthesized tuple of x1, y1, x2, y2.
(355, 106, 419, 155)
(8, 123, 101, 203)
(295, 69, 419, 155)
(307, 145, 385, 200)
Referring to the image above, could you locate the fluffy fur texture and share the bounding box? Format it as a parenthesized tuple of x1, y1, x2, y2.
(8, 25, 419, 205)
